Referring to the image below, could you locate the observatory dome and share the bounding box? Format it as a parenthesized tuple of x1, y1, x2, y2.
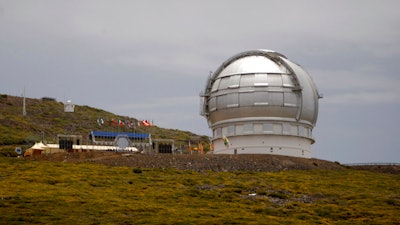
(201, 50, 321, 158)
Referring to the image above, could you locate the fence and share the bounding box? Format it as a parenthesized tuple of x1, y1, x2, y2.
(343, 163, 400, 166)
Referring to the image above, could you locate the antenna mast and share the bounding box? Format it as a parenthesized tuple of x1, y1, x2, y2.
(22, 87, 27, 116)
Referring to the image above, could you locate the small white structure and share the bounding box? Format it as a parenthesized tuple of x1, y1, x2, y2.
(25, 142, 138, 156)
(201, 50, 321, 158)
(64, 100, 75, 112)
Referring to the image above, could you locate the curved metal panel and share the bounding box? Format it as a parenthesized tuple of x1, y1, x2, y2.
(201, 49, 320, 157)
(218, 56, 288, 77)
(281, 58, 319, 125)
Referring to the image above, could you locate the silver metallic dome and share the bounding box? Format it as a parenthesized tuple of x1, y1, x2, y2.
(201, 50, 321, 157)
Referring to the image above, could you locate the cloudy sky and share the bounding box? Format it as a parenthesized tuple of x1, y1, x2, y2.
(1, 0, 399, 163)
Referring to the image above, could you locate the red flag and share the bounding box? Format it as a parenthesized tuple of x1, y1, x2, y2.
(142, 120, 150, 126)
(110, 119, 118, 126)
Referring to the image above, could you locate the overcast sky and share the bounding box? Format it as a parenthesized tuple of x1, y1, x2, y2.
(1, 0, 399, 163)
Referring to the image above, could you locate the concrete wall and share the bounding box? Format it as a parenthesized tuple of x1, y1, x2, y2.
(212, 135, 312, 158)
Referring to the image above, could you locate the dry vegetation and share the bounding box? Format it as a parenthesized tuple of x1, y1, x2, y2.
(0, 94, 209, 148)
(1, 153, 399, 224)
(1, 94, 399, 224)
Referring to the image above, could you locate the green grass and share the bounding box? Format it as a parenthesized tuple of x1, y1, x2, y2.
(0, 157, 399, 224)
(0, 94, 209, 149)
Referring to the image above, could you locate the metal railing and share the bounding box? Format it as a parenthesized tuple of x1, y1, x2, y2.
(343, 163, 400, 166)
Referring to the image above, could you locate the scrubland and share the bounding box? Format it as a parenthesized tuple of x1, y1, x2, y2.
(0, 155, 399, 224)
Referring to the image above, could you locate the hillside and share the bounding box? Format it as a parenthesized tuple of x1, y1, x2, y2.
(0, 94, 208, 148)
(1, 157, 399, 224)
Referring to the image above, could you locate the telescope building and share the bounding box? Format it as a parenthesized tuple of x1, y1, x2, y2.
(201, 50, 321, 158)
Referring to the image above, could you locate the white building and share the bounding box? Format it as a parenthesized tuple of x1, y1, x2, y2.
(64, 100, 75, 113)
(201, 50, 321, 158)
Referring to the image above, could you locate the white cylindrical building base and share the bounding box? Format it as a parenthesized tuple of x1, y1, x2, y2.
(212, 135, 312, 158)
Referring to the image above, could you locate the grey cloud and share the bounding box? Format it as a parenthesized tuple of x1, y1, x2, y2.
(1, 0, 399, 163)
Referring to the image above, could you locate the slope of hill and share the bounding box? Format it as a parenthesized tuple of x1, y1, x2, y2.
(1, 156, 399, 224)
(0, 94, 208, 148)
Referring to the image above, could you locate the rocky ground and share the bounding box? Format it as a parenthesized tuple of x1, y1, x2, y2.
(29, 151, 346, 172)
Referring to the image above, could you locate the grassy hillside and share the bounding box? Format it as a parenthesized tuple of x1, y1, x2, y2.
(0, 94, 208, 149)
(0, 157, 399, 224)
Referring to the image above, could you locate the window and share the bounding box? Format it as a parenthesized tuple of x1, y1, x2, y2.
(239, 92, 254, 107)
(216, 94, 239, 109)
(282, 74, 294, 87)
(283, 124, 291, 135)
(217, 95, 227, 109)
(228, 75, 240, 88)
(208, 97, 217, 111)
(236, 124, 244, 135)
(218, 77, 230, 90)
(243, 124, 253, 134)
(254, 92, 269, 106)
(222, 126, 228, 136)
(273, 124, 282, 134)
(227, 125, 235, 135)
(299, 126, 307, 137)
(226, 93, 239, 108)
(290, 125, 298, 135)
(284, 92, 298, 107)
(263, 123, 273, 133)
(254, 123, 263, 133)
(240, 74, 255, 87)
(268, 92, 284, 106)
(219, 75, 240, 90)
(214, 128, 222, 138)
(254, 74, 269, 86)
(267, 74, 283, 86)
(211, 79, 221, 92)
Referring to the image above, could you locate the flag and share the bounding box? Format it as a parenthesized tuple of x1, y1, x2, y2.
(97, 118, 104, 126)
(142, 120, 150, 126)
(118, 120, 125, 127)
(110, 118, 118, 126)
(198, 143, 204, 154)
(222, 135, 230, 148)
